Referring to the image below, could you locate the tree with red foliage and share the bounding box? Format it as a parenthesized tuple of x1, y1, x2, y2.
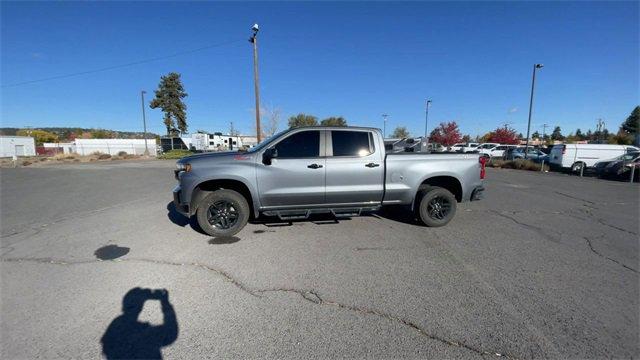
(487, 127, 519, 144)
(429, 121, 462, 146)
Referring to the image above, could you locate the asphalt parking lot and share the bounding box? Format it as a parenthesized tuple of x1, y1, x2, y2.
(1, 160, 638, 359)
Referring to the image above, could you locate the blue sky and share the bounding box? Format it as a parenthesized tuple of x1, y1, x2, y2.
(1, 1, 638, 137)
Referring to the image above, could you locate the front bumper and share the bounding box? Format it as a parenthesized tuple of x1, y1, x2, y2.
(172, 185, 190, 216)
(470, 186, 485, 201)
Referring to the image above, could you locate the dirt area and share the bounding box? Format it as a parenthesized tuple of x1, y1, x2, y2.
(0, 152, 151, 168)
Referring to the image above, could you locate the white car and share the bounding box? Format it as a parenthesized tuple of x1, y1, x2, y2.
(549, 143, 640, 172)
(449, 142, 479, 153)
(479, 144, 518, 159)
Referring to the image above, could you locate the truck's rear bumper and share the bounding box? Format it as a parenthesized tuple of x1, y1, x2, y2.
(172, 185, 190, 216)
(470, 185, 485, 201)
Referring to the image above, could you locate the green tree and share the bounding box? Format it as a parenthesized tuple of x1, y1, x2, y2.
(150, 72, 188, 135)
(320, 116, 347, 126)
(287, 113, 318, 128)
(575, 128, 584, 140)
(90, 129, 113, 139)
(622, 106, 639, 134)
(391, 126, 410, 138)
(531, 131, 540, 139)
(551, 126, 564, 141)
(16, 129, 58, 145)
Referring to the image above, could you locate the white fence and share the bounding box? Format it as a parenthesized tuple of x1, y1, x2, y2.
(74, 139, 157, 156)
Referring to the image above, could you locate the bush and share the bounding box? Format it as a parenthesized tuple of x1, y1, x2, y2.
(491, 159, 548, 172)
(98, 154, 112, 160)
(158, 149, 193, 159)
(117, 151, 128, 156)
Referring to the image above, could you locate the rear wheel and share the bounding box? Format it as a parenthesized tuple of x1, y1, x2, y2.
(416, 186, 457, 227)
(571, 161, 585, 174)
(196, 189, 249, 237)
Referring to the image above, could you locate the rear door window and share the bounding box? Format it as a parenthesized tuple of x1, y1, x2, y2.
(331, 131, 373, 156)
(274, 131, 320, 158)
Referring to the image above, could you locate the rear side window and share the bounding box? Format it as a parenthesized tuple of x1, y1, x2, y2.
(331, 131, 373, 156)
(275, 131, 320, 158)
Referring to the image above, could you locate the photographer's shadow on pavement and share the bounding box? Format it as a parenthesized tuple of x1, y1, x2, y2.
(101, 288, 179, 360)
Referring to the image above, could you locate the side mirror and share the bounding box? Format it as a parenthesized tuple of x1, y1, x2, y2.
(262, 148, 278, 165)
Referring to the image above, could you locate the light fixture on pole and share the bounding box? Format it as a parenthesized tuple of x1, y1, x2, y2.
(140, 90, 149, 156)
(249, 23, 261, 143)
(425, 99, 432, 140)
(382, 114, 389, 138)
(525, 64, 543, 159)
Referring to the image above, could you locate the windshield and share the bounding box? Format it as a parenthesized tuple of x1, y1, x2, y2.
(245, 129, 290, 153)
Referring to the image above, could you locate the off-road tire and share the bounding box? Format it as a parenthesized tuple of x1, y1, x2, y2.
(416, 186, 457, 227)
(196, 189, 250, 237)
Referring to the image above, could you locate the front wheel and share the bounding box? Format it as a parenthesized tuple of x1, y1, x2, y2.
(196, 189, 249, 237)
(416, 186, 457, 227)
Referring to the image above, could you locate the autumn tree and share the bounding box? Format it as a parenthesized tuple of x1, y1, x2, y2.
(288, 113, 318, 128)
(150, 72, 188, 135)
(320, 116, 347, 127)
(16, 129, 58, 145)
(487, 127, 519, 144)
(391, 126, 410, 138)
(429, 121, 462, 146)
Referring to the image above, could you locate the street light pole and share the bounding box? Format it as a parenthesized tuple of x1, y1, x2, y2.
(249, 24, 261, 143)
(141, 90, 149, 155)
(424, 99, 432, 141)
(382, 114, 388, 138)
(525, 64, 543, 159)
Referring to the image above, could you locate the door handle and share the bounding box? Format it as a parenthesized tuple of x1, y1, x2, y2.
(365, 163, 380, 168)
(307, 163, 323, 169)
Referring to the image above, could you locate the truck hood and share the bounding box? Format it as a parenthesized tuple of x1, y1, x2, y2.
(177, 151, 243, 164)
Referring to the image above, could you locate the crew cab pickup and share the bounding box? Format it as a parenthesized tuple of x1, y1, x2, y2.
(173, 126, 485, 236)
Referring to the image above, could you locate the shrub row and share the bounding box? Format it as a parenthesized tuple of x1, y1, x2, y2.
(487, 159, 549, 172)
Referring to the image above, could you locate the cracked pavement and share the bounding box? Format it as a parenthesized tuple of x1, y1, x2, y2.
(1, 161, 638, 358)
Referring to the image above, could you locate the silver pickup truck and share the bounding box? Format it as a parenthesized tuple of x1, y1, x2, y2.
(173, 126, 485, 236)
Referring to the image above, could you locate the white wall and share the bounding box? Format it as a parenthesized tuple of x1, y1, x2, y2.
(0, 136, 36, 157)
(74, 139, 157, 156)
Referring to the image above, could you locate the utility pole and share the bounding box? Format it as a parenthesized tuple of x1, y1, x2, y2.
(140, 90, 149, 155)
(382, 114, 389, 138)
(542, 123, 548, 146)
(424, 99, 432, 140)
(230, 121, 236, 136)
(596, 118, 605, 143)
(249, 24, 261, 143)
(525, 64, 544, 159)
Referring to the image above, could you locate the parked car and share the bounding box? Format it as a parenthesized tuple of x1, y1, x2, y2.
(449, 143, 465, 152)
(598, 152, 640, 180)
(549, 144, 639, 173)
(173, 126, 486, 236)
(449, 142, 480, 153)
(594, 151, 640, 176)
(479, 144, 517, 159)
(511, 148, 548, 163)
(502, 146, 535, 161)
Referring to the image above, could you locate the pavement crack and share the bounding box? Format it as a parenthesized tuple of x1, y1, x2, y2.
(553, 191, 596, 205)
(583, 236, 638, 274)
(3, 255, 517, 358)
(0, 256, 258, 297)
(595, 219, 638, 236)
(257, 288, 517, 359)
(488, 210, 561, 244)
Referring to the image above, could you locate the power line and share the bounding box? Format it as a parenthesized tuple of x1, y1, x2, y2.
(2, 39, 243, 88)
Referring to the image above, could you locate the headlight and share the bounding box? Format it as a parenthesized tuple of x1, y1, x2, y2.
(176, 163, 191, 172)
